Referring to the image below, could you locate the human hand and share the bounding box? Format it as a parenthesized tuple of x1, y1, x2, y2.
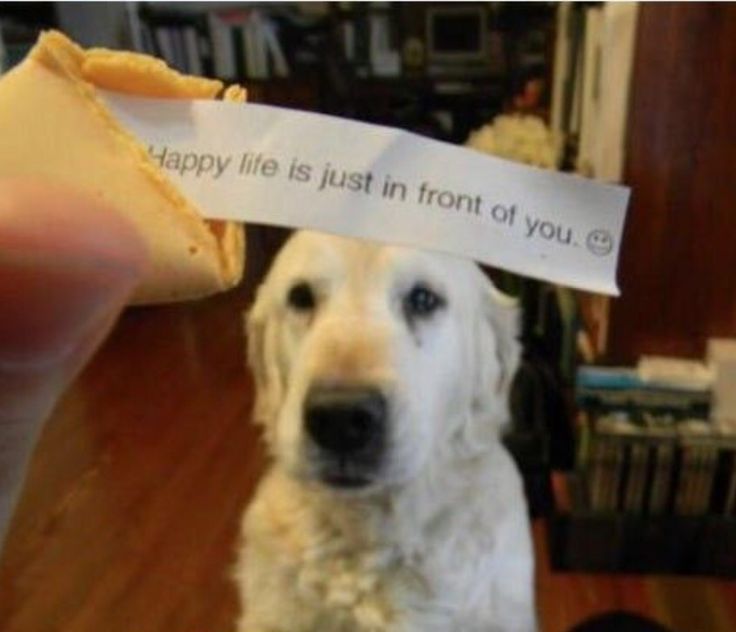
(0, 179, 147, 547)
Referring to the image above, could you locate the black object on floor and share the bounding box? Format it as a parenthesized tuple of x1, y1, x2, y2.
(569, 611, 676, 632)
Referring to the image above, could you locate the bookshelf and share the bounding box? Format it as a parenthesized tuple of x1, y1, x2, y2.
(548, 365, 736, 576)
(128, 2, 556, 143)
(543, 3, 736, 577)
(550, 473, 736, 576)
(0, 2, 56, 74)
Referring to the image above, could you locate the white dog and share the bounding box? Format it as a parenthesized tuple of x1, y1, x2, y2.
(235, 231, 536, 632)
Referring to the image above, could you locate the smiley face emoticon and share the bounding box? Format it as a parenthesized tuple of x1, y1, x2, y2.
(586, 229, 614, 256)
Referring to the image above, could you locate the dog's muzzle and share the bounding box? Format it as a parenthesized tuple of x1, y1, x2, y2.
(304, 385, 386, 488)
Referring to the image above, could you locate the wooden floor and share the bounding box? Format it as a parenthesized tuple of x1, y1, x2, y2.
(1, 271, 735, 631)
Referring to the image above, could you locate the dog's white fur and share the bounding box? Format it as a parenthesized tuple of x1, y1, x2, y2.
(235, 231, 536, 632)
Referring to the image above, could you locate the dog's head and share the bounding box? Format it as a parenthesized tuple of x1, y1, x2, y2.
(247, 231, 519, 493)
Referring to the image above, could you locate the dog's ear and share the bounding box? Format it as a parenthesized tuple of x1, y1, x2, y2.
(469, 270, 521, 433)
(483, 281, 521, 399)
(245, 285, 285, 441)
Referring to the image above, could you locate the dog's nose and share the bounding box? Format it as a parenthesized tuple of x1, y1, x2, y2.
(304, 387, 386, 456)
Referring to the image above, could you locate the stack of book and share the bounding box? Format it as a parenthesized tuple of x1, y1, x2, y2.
(575, 363, 736, 518)
(549, 359, 736, 576)
(133, 5, 293, 80)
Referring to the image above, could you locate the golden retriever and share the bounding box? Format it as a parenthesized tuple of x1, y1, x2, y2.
(235, 230, 536, 632)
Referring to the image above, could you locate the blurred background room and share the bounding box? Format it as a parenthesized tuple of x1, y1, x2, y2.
(1, 2, 735, 631)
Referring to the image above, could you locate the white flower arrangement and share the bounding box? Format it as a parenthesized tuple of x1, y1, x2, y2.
(466, 114, 562, 170)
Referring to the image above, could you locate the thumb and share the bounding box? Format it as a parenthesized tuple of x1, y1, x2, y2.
(0, 179, 147, 544)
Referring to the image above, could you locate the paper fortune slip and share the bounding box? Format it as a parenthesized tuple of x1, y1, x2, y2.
(103, 92, 630, 295)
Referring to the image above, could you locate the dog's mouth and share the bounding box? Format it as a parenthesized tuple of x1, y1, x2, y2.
(313, 456, 381, 491)
(322, 472, 372, 489)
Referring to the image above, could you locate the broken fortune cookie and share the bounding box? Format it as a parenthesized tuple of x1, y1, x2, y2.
(0, 30, 246, 304)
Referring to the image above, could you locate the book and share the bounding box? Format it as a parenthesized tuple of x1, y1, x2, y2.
(342, 20, 355, 62)
(623, 441, 648, 514)
(154, 26, 176, 70)
(262, 17, 289, 77)
(576, 387, 711, 421)
(183, 26, 203, 76)
(369, 13, 400, 77)
(208, 11, 236, 79)
(579, 412, 736, 518)
(710, 448, 736, 514)
(708, 338, 736, 427)
(649, 439, 675, 515)
(587, 435, 606, 511)
(638, 355, 713, 392)
(725, 462, 736, 516)
(248, 12, 268, 80)
(697, 445, 718, 514)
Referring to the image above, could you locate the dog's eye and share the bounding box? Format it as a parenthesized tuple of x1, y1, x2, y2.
(404, 283, 444, 318)
(287, 282, 316, 311)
